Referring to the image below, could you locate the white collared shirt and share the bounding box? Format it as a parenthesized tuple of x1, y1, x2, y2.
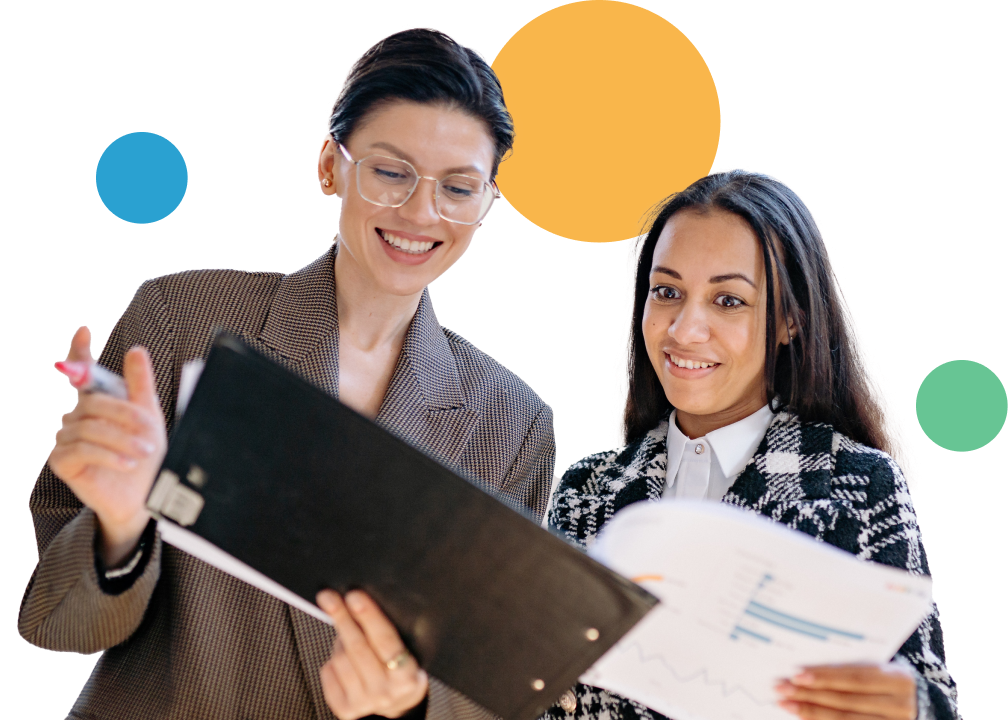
(664, 405, 775, 500)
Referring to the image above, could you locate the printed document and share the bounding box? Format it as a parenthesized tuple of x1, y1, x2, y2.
(582, 501, 933, 720)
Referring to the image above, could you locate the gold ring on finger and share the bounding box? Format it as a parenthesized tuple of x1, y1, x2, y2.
(385, 650, 411, 670)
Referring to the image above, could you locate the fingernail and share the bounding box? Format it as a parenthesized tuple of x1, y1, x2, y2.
(134, 439, 155, 455)
(316, 591, 336, 612)
(121, 456, 138, 468)
(775, 683, 795, 697)
(778, 700, 799, 712)
(346, 591, 366, 612)
(792, 671, 814, 685)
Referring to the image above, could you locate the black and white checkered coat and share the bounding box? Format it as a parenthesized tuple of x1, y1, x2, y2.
(545, 411, 959, 720)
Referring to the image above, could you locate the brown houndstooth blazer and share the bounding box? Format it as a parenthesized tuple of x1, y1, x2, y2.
(18, 244, 556, 720)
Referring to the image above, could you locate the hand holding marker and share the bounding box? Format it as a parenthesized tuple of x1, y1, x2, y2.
(47, 327, 168, 568)
(55, 360, 129, 399)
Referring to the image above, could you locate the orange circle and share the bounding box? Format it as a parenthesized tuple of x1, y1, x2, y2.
(492, 1, 720, 242)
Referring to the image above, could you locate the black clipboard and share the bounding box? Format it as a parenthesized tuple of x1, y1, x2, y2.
(147, 333, 656, 720)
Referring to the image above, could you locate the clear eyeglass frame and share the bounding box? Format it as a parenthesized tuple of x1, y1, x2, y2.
(336, 142, 500, 226)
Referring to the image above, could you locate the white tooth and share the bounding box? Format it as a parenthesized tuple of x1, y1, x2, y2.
(677, 358, 686, 368)
(409, 240, 420, 252)
(685, 360, 694, 369)
(700, 362, 708, 369)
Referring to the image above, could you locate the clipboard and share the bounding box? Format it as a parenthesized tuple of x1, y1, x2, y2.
(147, 332, 656, 720)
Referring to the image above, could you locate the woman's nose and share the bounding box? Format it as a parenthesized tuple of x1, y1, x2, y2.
(669, 302, 710, 344)
(397, 178, 441, 226)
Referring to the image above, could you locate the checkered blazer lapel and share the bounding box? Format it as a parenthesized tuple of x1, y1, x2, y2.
(723, 411, 842, 538)
(242, 245, 479, 468)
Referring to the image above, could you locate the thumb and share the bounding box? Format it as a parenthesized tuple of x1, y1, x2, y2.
(123, 346, 160, 411)
(66, 326, 94, 363)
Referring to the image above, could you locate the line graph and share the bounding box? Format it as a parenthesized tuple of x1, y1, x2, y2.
(610, 639, 775, 707)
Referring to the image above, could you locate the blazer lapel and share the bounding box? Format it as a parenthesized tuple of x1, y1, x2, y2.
(724, 410, 835, 513)
(238, 244, 341, 398)
(374, 288, 479, 472)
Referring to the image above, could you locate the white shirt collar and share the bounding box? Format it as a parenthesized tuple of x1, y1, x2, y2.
(667, 404, 774, 478)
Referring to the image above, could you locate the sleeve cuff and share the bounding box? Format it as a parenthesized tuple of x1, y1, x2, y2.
(892, 655, 931, 720)
(95, 518, 157, 595)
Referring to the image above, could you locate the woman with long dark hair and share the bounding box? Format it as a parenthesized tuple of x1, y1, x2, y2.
(20, 29, 554, 720)
(547, 171, 958, 720)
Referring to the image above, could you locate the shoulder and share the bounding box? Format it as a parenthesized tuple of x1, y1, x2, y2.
(142, 267, 283, 323)
(124, 268, 284, 351)
(441, 327, 549, 421)
(548, 420, 668, 547)
(826, 431, 915, 500)
(748, 413, 926, 570)
(559, 422, 668, 495)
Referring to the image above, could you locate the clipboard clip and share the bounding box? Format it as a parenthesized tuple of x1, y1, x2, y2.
(148, 468, 206, 526)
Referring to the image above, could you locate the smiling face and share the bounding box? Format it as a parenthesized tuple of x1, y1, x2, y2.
(643, 208, 792, 437)
(318, 100, 496, 296)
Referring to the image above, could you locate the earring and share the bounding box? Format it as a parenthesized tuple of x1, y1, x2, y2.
(323, 179, 331, 187)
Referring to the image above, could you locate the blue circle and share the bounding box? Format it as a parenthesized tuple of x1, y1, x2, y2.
(96, 132, 187, 223)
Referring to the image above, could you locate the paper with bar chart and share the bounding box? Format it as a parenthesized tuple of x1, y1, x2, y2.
(581, 501, 933, 720)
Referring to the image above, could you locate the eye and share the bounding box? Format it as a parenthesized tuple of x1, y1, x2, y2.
(650, 285, 681, 301)
(715, 294, 745, 308)
(441, 183, 475, 199)
(372, 167, 411, 183)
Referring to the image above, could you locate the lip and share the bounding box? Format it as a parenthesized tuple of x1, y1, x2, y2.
(664, 351, 721, 379)
(375, 227, 443, 266)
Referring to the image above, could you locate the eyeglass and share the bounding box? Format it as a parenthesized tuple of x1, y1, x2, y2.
(337, 143, 500, 226)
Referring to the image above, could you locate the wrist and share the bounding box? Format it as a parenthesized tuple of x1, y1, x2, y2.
(96, 510, 151, 568)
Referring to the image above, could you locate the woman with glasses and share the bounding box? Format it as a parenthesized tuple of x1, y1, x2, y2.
(20, 29, 554, 720)
(544, 172, 958, 720)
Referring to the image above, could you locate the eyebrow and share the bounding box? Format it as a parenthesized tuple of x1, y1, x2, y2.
(368, 141, 486, 178)
(651, 266, 757, 288)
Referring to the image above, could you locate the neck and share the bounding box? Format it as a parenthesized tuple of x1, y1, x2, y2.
(675, 396, 767, 439)
(333, 240, 422, 352)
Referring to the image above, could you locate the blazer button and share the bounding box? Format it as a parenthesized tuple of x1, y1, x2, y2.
(559, 689, 577, 714)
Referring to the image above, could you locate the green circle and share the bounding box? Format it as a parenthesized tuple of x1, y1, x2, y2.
(917, 360, 1006, 451)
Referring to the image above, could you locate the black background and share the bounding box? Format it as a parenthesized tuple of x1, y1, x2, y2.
(17, 4, 991, 713)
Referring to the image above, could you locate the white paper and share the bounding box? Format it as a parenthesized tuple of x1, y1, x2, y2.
(156, 519, 334, 625)
(175, 358, 205, 418)
(582, 501, 933, 720)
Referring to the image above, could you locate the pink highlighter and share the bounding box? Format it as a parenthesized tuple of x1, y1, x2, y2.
(55, 361, 129, 400)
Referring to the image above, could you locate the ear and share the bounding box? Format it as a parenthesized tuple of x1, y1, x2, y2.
(317, 138, 342, 197)
(778, 314, 797, 345)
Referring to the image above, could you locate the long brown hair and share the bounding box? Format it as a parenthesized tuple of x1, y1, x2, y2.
(624, 171, 891, 453)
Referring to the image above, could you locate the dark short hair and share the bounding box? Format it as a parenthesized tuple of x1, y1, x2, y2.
(328, 29, 514, 180)
(624, 170, 890, 453)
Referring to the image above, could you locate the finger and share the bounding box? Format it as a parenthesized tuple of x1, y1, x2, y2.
(123, 346, 161, 413)
(67, 326, 94, 364)
(326, 638, 369, 718)
(66, 393, 159, 436)
(345, 591, 419, 675)
(319, 659, 354, 720)
(793, 665, 915, 694)
(318, 591, 389, 690)
(778, 700, 876, 720)
(57, 418, 157, 460)
(50, 439, 139, 476)
(777, 684, 914, 719)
